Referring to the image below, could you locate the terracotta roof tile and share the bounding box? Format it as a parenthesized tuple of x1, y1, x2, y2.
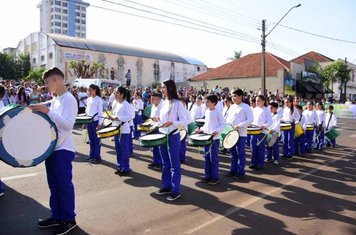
(290, 51, 334, 64)
(190, 52, 290, 81)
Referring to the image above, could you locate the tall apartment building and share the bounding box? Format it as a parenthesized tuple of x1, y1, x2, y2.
(38, 0, 89, 38)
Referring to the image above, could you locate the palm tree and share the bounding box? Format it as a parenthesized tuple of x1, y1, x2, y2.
(227, 50, 242, 61)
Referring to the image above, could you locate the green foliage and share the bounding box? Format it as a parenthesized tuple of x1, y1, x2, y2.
(227, 50, 242, 61)
(69, 60, 104, 78)
(0, 52, 31, 80)
(25, 68, 46, 84)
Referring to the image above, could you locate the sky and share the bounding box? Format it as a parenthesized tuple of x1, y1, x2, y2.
(0, 0, 355, 68)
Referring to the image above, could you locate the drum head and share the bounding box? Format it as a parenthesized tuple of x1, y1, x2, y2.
(267, 133, 278, 147)
(140, 133, 166, 141)
(222, 130, 239, 149)
(195, 119, 205, 123)
(0, 107, 58, 167)
(76, 115, 92, 120)
(97, 126, 118, 133)
(190, 133, 211, 141)
(281, 123, 291, 127)
(247, 127, 261, 131)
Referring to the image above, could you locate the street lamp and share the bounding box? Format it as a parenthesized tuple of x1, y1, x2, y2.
(261, 3, 301, 96)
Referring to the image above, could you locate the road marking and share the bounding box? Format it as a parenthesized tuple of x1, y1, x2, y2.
(2, 173, 39, 181)
(186, 150, 356, 234)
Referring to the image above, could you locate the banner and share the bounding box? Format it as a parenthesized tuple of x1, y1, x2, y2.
(331, 104, 356, 119)
(284, 76, 296, 96)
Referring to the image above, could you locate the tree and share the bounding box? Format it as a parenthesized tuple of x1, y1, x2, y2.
(25, 68, 46, 84)
(227, 50, 242, 61)
(0, 53, 16, 80)
(15, 54, 31, 79)
(69, 60, 104, 78)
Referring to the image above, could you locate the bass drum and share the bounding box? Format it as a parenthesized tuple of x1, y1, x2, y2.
(0, 105, 58, 167)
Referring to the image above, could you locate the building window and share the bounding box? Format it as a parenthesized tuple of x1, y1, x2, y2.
(51, 29, 54, 33)
(55, 1, 61, 6)
(63, 30, 67, 34)
(49, 53, 53, 59)
(81, 26, 86, 30)
(81, 6, 86, 11)
(63, 2, 67, 7)
(63, 16, 67, 20)
(55, 14, 61, 20)
(81, 33, 86, 37)
(32, 58, 36, 64)
(55, 29, 61, 33)
(81, 20, 86, 24)
(76, 33, 81, 37)
(81, 13, 86, 17)
(41, 55, 45, 61)
(76, 25, 80, 30)
(51, 15, 54, 19)
(75, 19, 80, 23)
(75, 5, 80, 10)
(55, 21, 61, 26)
(63, 23, 67, 27)
(197, 66, 200, 72)
(51, 22, 54, 26)
(55, 7, 61, 12)
(63, 9, 67, 14)
(76, 12, 80, 16)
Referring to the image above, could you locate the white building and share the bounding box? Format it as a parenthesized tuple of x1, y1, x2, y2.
(38, 0, 89, 38)
(16, 32, 207, 87)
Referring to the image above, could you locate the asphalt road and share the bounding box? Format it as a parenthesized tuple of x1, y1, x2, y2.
(1, 119, 355, 235)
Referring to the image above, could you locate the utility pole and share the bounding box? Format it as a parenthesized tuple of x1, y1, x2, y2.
(261, 20, 266, 96)
(344, 57, 347, 102)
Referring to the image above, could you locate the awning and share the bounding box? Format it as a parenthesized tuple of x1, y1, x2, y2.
(310, 83, 325, 93)
(297, 82, 318, 93)
(324, 87, 334, 93)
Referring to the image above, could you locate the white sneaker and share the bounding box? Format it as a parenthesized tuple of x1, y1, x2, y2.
(0, 192, 4, 197)
(273, 160, 280, 165)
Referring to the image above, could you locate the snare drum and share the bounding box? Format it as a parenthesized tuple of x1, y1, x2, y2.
(266, 131, 278, 147)
(294, 123, 303, 138)
(139, 133, 167, 147)
(247, 127, 262, 135)
(188, 133, 212, 146)
(75, 113, 93, 124)
(280, 123, 292, 131)
(97, 126, 120, 139)
(195, 118, 205, 128)
(0, 105, 58, 167)
(220, 125, 239, 149)
(325, 128, 340, 141)
(306, 124, 314, 131)
(138, 119, 153, 132)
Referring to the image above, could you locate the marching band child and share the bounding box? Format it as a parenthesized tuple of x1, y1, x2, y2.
(315, 102, 326, 150)
(281, 97, 300, 159)
(85, 84, 103, 163)
(155, 80, 189, 201)
(266, 102, 281, 165)
(133, 91, 144, 139)
(226, 89, 253, 179)
(148, 92, 164, 170)
(187, 95, 196, 112)
(0, 85, 5, 197)
(325, 105, 337, 148)
(110, 87, 135, 176)
(190, 96, 204, 120)
(250, 95, 272, 170)
(197, 94, 225, 185)
(179, 97, 193, 164)
(294, 105, 306, 156)
(303, 102, 318, 153)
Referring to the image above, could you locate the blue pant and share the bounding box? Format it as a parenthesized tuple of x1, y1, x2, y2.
(204, 139, 220, 180)
(305, 129, 314, 151)
(153, 146, 162, 164)
(315, 129, 325, 150)
(283, 124, 295, 157)
(129, 126, 134, 155)
(133, 114, 142, 138)
(267, 139, 280, 161)
(114, 133, 131, 172)
(325, 137, 336, 147)
(0, 179, 4, 193)
(45, 150, 75, 221)
(230, 136, 247, 175)
(250, 133, 266, 167)
(180, 135, 187, 162)
(87, 120, 101, 160)
(159, 133, 181, 194)
(294, 133, 305, 155)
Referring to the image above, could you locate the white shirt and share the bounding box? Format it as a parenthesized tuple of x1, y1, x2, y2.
(187, 101, 196, 111)
(150, 100, 163, 126)
(159, 99, 189, 134)
(325, 112, 337, 129)
(78, 92, 87, 108)
(303, 109, 318, 125)
(222, 105, 233, 121)
(282, 107, 300, 123)
(112, 100, 135, 134)
(181, 107, 193, 131)
(0, 100, 4, 109)
(9, 95, 17, 104)
(316, 110, 326, 127)
(216, 100, 223, 114)
(86, 96, 103, 125)
(202, 108, 225, 140)
(270, 113, 281, 133)
(252, 106, 273, 133)
(190, 104, 204, 120)
(47, 91, 78, 152)
(226, 103, 254, 137)
(133, 98, 144, 115)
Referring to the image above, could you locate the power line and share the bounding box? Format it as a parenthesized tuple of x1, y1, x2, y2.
(276, 24, 356, 44)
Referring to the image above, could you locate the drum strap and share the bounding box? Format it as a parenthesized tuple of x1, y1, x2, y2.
(189, 101, 195, 111)
(326, 113, 333, 130)
(299, 114, 302, 122)
(224, 106, 230, 118)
